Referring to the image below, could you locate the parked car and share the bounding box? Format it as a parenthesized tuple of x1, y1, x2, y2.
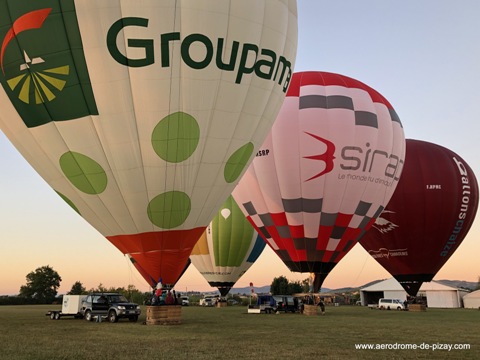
(250, 295, 300, 314)
(273, 295, 299, 313)
(203, 298, 215, 307)
(378, 298, 405, 310)
(199, 295, 218, 307)
(80, 293, 141, 322)
(180, 296, 189, 306)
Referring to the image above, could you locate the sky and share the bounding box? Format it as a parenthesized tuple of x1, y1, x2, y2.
(1, 1, 480, 295)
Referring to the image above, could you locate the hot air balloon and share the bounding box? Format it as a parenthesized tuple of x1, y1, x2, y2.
(0, 1, 298, 287)
(127, 254, 191, 289)
(232, 71, 405, 292)
(360, 139, 479, 296)
(190, 196, 266, 296)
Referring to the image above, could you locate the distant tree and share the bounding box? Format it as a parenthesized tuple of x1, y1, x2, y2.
(82, 284, 145, 303)
(287, 280, 303, 294)
(270, 276, 290, 295)
(88, 283, 108, 293)
(124, 285, 147, 304)
(475, 276, 480, 291)
(301, 278, 310, 293)
(271, 277, 309, 295)
(19, 265, 61, 304)
(67, 281, 87, 295)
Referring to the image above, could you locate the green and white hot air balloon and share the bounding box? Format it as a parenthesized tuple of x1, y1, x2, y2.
(0, 0, 298, 287)
(190, 196, 266, 296)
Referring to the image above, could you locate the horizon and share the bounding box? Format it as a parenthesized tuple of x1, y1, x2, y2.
(3, 277, 478, 297)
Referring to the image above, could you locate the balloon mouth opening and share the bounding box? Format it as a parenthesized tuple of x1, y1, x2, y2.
(394, 274, 434, 296)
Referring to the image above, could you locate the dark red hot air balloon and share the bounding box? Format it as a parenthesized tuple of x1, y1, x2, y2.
(360, 139, 479, 296)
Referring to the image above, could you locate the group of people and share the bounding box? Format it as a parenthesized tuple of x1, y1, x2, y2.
(147, 278, 178, 306)
(150, 286, 179, 306)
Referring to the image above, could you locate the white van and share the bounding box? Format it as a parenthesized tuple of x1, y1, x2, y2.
(378, 298, 405, 310)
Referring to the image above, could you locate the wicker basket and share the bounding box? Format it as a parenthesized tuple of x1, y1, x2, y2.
(408, 304, 426, 312)
(303, 304, 318, 316)
(146, 305, 182, 325)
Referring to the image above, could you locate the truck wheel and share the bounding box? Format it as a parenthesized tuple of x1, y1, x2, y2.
(54, 312, 61, 320)
(129, 315, 138, 322)
(84, 310, 92, 321)
(108, 310, 118, 323)
(50, 312, 56, 320)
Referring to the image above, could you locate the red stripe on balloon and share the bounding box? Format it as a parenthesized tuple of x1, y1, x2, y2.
(1, 8, 52, 73)
(286, 71, 394, 109)
(107, 227, 205, 285)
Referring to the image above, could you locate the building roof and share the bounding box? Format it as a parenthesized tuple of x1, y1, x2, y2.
(463, 289, 480, 299)
(361, 278, 460, 292)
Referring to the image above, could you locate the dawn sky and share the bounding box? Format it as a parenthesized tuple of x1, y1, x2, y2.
(1, 1, 479, 295)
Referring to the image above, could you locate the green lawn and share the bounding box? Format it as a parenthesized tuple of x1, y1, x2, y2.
(0, 305, 478, 359)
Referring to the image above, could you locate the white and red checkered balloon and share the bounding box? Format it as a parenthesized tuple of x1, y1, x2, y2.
(232, 71, 406, 291)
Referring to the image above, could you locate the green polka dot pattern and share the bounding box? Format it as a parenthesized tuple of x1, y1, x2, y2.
(57, 114, 256, 229)
(224, 142, 254, 183)
(59, 151, 107, 194)
(55, 191, 80, 214)
(147, 191, 191, 229)
(151, 112, 200, 163)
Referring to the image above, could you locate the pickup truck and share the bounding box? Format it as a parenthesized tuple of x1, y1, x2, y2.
(80, 292, 141, 322)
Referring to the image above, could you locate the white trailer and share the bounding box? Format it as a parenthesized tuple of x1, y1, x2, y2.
(46, 295, 87, 320)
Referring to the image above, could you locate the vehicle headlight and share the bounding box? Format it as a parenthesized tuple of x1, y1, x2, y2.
(117, 306, 125, 310)
(136, 306, 141, 310)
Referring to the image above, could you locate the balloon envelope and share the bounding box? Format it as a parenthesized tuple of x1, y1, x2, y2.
(232, 71, 405, 291)
(127, 254, 191, 289)
(360, 139, 479, 296)
(0, 1, 297, 286)
(190, 196, 266, 296)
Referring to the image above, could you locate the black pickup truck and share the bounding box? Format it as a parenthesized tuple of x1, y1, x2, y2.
(80, 292, 141, 323)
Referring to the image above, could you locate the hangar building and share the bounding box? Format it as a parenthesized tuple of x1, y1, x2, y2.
(463, 290, 480, 309)
(359, 278, 468, 308)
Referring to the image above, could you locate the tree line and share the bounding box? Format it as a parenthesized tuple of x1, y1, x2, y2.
(269, 275, 310, 295)
(1, 265, 319, 306)
(0, 265, 148, 305)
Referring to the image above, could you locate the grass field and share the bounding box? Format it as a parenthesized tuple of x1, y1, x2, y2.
(0, 304, 478, 359)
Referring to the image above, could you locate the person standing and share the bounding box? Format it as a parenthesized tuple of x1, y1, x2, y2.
(318, 299, 326, 315)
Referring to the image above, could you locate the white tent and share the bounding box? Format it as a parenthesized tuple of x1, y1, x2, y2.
(463, 290, 480, 309)
(360, 278, 407, 304)
(360, 278, 467, 308)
